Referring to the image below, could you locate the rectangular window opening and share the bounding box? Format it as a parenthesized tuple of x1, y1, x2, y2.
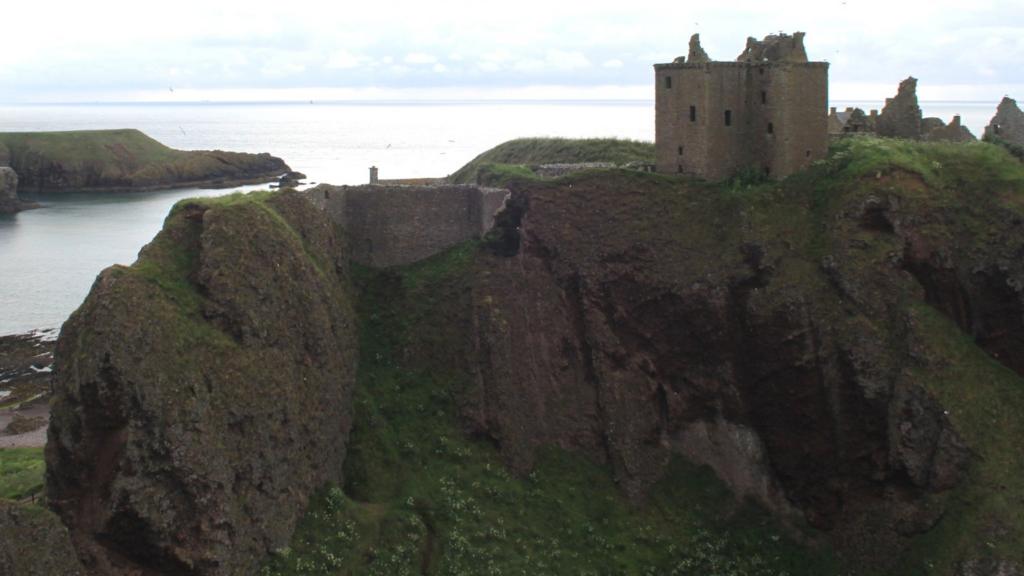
(806, 150, 812, 158)
(677, 146, 683, 156)
(689, 106, 696, 122)
(767, 123, 774, 134)
(761, 91, 767, 104)
(724, 110, 732, 127)
(678, 164, 683, 173)
(665, 76, 672, 89)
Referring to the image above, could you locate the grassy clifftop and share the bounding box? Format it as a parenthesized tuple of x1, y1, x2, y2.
(0, 129, 289, 192)
(448, 137, 654, 184)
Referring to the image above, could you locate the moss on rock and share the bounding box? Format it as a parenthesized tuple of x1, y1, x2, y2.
(46, 190, 357, 576)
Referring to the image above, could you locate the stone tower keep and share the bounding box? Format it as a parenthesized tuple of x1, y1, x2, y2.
(654, 33, 829, 181)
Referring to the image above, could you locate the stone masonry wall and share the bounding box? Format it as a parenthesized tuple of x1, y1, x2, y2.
(304, 184, 508, 268)
(655, 33, 828, 181)
(655, 61, 827, 180)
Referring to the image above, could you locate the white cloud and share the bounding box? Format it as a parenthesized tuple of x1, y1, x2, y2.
(404, 52, 438, 65)
(546, 50, 591, 70)
(326, 50, 367, 69)
(0, 0, 1022, 102)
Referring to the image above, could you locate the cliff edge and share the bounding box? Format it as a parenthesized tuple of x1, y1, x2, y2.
(45, 190, 357, 575)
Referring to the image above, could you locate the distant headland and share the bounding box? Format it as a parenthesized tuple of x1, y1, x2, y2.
(0, 129, 290, 213)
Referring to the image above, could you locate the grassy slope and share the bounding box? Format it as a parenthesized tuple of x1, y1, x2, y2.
(0, 129, 180, 168)
(448, 137, 654, 184)
(0, 447, 45, 501)
(261, 244, 842, 576)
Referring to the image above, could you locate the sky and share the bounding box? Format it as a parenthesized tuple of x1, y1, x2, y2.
(2, 0, 1023, 103)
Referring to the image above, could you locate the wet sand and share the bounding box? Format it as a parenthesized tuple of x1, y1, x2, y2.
(0, 401, 49, 448)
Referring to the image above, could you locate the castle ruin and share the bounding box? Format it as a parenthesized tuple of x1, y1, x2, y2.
(654, 33, 829, 181)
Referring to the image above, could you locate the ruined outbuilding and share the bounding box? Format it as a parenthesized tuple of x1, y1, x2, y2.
(654, 33, 829, 181)
(829, 107, 878, 136)
(923, 115, 977, 143)
(984, 97, 1024, 147)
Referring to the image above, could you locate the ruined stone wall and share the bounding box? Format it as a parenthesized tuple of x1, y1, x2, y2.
(877, 77, 922, 139)
(985, 97, 1024, 147)
(304, 184, 508, 268)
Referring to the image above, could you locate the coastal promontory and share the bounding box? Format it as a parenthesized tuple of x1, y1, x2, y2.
(0, 129, 289, 194)
(31, 136, 1024, 575)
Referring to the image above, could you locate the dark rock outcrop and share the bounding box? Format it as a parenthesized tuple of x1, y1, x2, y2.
(985, 96, 1024, 147)
(463, 162, 1024, 567)
(276, 170, 307, 189)
(46, 191, 358, 575)
(0, 501, 86, 576)
(878, 77, 923, 139)
(0, 167, 21, 214)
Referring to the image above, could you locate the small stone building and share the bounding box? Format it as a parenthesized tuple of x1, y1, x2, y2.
(654, 32, 829, 181)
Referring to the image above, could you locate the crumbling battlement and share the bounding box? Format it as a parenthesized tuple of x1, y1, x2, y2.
(654, 32, 829, 181)
(304, 184, 508, 268)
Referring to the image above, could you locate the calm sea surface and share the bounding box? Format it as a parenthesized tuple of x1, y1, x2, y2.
(0, 100, 1000, 335)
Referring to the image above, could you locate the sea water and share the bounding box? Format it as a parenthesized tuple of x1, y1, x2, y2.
(0, 100, 1001, 335)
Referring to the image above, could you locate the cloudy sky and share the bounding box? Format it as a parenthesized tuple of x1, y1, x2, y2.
(2, 0, 1022, 103)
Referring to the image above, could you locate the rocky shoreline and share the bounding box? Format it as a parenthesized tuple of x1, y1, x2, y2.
(0, 330, 56, 448)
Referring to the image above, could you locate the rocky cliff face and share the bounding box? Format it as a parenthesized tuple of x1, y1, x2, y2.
(45, 191, 358, 575)
(0, 167, 19, 214)
(0, 501, 86, 575)
(465, 141, 1024, 568)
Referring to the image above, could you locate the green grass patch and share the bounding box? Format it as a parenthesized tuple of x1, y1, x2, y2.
(0, 129, 180, 169)
(825, 136, 1024, 192)
(892, 304, 1024, 574)
(450, 137, 654, 184)
(0, 448, 45, 501)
